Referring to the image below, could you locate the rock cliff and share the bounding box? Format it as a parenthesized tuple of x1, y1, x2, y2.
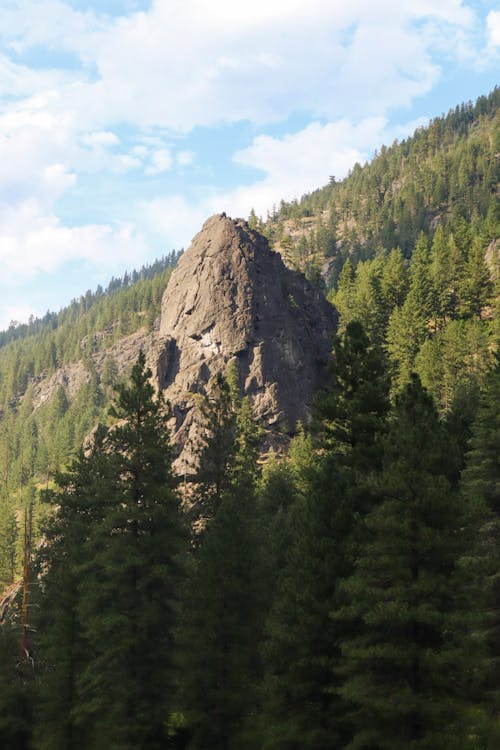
(157, 213, 338, 456)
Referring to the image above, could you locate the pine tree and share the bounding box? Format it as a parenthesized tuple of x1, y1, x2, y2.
(260, 323, 390, 749)
(261, 458, 352, 750)
(338, 376, 476, 749)
(193, 371, 238, 517)
(380, 247, 408, 316)
(0, 618, 34, 750)
(430, 224, 455, 325)
(332, 258, 356, 329)
(177, 377, 263, 750)
(0, 503, 19, 587)
(32, 430, 111, 750)
(459, 236, 493, 319)
(460, 360, 500, 739)
(317, 320, 390, 510)
(75, 352, 186, 750)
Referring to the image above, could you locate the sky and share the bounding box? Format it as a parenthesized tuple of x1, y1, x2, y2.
(0, 0, 498, 329)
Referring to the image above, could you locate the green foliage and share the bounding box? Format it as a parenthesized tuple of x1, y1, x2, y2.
(266, 88, 499, 265)
(260, 323, 390, 749)
(177, 371, 264, 750)
(337, 376, 478, 749)
(32, 353, 186, 750)
(0, 620, 34, 750)
(0, 255, 180, 564)
(33, 436, 110, 750)
(0, 90, 498, 750)
(0, 503, 19, 587)
(460, 361, 500, 738)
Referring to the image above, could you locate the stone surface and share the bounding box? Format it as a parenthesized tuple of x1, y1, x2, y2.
(31, 328, 158, 411)
(158, 213, 338, 459)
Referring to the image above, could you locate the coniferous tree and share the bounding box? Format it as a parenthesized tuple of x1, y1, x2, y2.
(261, 453, 351, 750)
(430, 224, 455, 325)
(0, 618, 33, 750)
(193, 371, 238, 517)
(460, 360, 500, 739)
(261, 323, 390, 750)
(75, 352, 186, 750)
(32, 431, 111, 750)
(338, 376, 476, 749)
(380, 247, 408, 316)
(0, 504, 19, 587)
(459, 236, 493, 319)
(317, 320, 390, 510)
(177, 372, 263, 750)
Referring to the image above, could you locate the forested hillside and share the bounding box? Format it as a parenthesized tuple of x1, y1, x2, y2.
(0, 252, 180, 588)
(0, 89, 498, 750)
(261, 88, 499, 416)
(261, 87, 499, 277)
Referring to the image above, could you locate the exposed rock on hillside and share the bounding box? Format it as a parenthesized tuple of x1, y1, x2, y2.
(31, 329, 158, 411)
(158, 213, 338, 456)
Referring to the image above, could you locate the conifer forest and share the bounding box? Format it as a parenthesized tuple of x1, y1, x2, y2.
(0, 89, 499, 749)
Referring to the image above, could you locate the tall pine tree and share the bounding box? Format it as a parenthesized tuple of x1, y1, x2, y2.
(338, 376, 476, 749)
(75, 352, 186, 750)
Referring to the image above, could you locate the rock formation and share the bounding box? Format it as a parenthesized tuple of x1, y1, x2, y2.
(26, 213, 337, 465)
(157, 213, 338, 457)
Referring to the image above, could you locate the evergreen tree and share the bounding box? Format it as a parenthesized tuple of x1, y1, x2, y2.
(0, 618, 33, 750)
(75, 352, 186, 750)
(338, 376, 476, 749)
(380, 247, 408, 315)
(261, 323, 390, 749)
(460, 360, 500, 739)
(0, 504, 19, 587)
(32, 431, 111, 750)
(459, 236, 493, 319)
(317, 320, 390, 509)
(177, 377, 263, 750)
(261, 457, 352, 750)
(193, 371, 238, 517)
(429, 224, 455, 325)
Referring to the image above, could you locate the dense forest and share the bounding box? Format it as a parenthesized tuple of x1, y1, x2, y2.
(258, 87, 499, 278)
(0, 251, 181, 586)
(0, 89, 498, 749)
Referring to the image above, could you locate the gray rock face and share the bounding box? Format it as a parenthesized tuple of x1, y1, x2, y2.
(158, 213, 338, 453)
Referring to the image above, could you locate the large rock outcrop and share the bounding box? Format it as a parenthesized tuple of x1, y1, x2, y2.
(158, 213, 338, 456)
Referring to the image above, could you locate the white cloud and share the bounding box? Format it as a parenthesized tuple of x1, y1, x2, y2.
(135, 114, 430, 249)
(139, 194, 207, 250)
(0, 0, 483, 132)
(145, 148, 173, 175)
(0, 1, 103, 56)
(0, 0, 491, 319)
(177, 150, 194, 167)
(0, 198, 148, 281)
(487, 11, 500, 47)
(81, 130, 120, 147)
(0, 1, 484, 199)
(209, 117, 424, 218)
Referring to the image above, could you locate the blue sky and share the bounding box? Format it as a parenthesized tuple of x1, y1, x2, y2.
(0, 0, 498, 329)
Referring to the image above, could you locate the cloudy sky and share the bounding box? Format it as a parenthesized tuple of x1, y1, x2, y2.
(0, 0, 498, 328)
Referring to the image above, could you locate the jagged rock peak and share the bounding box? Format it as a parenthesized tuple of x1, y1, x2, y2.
(158, 213, 338, 454)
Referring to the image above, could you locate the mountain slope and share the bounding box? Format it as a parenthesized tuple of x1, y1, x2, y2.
(262, 87, 499, 284)
(0, 89, 498, 589)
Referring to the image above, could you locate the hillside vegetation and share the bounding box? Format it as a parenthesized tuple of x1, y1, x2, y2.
(0, 252, 180, 586)
(0, 89, 498, 750)
(259, 87, 499, 413)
